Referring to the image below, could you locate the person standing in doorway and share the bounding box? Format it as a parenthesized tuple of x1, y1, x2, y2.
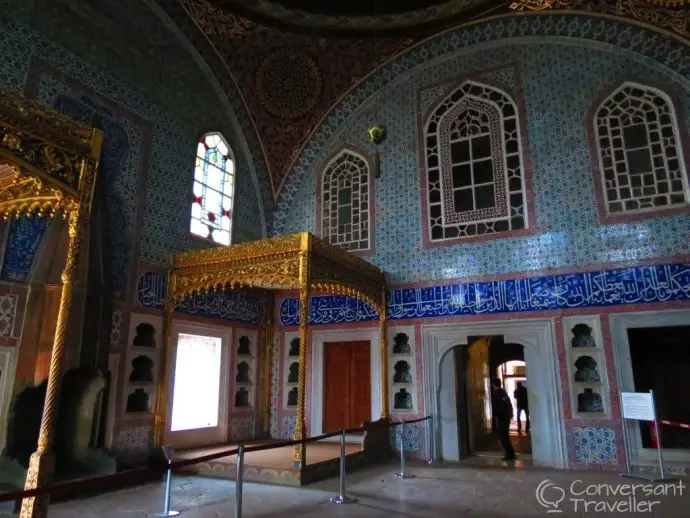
(491, 378, 516, 460)
(514, 381, 530, 433)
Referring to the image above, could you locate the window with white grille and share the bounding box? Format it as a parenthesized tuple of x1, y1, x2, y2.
(594, 83, 688, 216)
(320, 149, 372, 252)
(424, 80, 528, 242)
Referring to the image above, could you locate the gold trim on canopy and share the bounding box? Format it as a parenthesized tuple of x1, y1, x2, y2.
(157, 231, 389, 464)
(0, 89, 102, 518)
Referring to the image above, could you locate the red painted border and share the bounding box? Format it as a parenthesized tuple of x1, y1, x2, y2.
(314, 144, 377, 258)
(417, 63, 538, 249)
(586, 79, 690, 226)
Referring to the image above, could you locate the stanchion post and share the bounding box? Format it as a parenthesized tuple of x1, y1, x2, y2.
(650, 390, 666, 480)
(155, 446, 179, 517)
(394, 422, 414, 479)
(619, 392, 632, 476)
(235, 444, 245, 518)
(329, 429, 357, 504)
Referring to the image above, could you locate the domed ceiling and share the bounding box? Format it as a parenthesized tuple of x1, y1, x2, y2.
(161, 0, 689, 205)
(216, 0, 503, 33)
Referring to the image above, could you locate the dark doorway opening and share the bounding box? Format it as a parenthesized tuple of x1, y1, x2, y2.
(455, 336, 532, 458)
(628, 325, 690, 449)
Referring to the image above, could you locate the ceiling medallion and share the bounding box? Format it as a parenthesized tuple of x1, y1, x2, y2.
(256, 50, 323, 120)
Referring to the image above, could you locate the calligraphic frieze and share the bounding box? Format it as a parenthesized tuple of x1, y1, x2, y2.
(279, 262, 690, 325)
(137, 271, 263, 325)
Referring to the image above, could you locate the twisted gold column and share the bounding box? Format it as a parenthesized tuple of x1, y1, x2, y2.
(379, 285, 389, 418)
(153, 300, 175, 446)
(20, 211, 81, 518)
(293, 236, 311, 465)
(261, 293, 275, 437)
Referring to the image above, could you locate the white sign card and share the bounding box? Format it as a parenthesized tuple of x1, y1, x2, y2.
(621, 392, 656, 422)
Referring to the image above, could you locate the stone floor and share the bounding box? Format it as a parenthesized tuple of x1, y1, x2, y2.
(49, 460, 689, 517)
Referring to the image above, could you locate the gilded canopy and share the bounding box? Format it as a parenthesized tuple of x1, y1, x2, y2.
(168, 231, 387, 313)
(0, 89, 102, 220)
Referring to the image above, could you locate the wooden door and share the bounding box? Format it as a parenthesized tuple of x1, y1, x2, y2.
(323, 341, 371, 433)
(349, 342, 371, 430)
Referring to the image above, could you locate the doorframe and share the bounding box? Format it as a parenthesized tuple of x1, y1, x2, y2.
(165, 320, 232, 449)
(610, 308, 690, 463)
(310, 327, 382, 440)
(422, 318, 568, 469)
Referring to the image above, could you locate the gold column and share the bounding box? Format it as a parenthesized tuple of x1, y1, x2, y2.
(20, 210, 82, 518)
(379, 285, 389, 418)
(293, 233, 311, 464)
(261, 292, 275, 437)
(153, 299, 175, 446)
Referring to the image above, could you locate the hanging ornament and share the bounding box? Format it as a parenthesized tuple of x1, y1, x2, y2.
(367, 123, 387, 179)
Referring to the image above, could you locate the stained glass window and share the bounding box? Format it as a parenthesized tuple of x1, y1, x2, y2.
(594, 83, 688, 216)
(320, 149, 372, 252)
(424, 81, 528, 242)
(190, 132, 235, 245)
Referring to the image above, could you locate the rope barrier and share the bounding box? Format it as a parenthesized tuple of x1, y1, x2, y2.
(659, 420, 690, 430)
(0, 416, 430, 504)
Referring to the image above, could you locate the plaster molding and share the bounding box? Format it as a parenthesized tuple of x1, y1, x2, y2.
(421, 318, 568, 468)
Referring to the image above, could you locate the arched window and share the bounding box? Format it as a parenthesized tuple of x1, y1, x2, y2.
(593, 82, 688, 217)
(423, 80, 528, 243)
(319, 148, 372, 252)
(190, 132, 235, 245)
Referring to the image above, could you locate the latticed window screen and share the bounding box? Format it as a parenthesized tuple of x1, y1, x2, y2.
(594, 83, 688, 215)
(424, 81, 528, 242)
(190, 132, 235, 245)
(320, 149, 371, 251)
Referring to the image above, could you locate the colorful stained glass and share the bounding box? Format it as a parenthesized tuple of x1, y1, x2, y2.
(190, 132, 235, 245)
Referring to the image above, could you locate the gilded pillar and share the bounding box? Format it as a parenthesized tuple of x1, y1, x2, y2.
(261, 292, 275, 437)
(379, 285, 389, 418)
(153, 298, 175, 446)
(293, 233, 311, 464)
(20, 210, 81, 518)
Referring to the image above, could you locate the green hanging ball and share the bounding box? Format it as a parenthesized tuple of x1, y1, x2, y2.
(367, 124, 388, 145)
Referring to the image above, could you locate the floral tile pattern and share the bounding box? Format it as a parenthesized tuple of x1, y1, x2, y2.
(0, 17, 264, 272)
(0, 294, 17, 337)
(573, 426, 618, 465)
(280, 415, 297, 440)
(112, 425, 152, 463)
(390, 421, 422, 454)
(273, 34, 689, 285)
(230, 416, 255, 441)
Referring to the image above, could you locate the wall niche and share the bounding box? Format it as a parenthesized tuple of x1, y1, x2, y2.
(132, 323, 157, 348)
(388, 328, 417, 413)
(129, 355, 154, 383)
(283, 332, 299, 409)
(126, 388, 151, 413)
(563, 316, 609, 418)
(233, 330, 258, 410)
(123, 314, 163, 417)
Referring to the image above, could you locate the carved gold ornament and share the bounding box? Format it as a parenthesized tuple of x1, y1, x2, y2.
(2, 89, 102, 518)
(508, 0, 690, 41)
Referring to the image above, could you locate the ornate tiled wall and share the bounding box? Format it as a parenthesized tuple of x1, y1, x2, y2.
(0, 13, 265, 460)
(0, 15, 264, 272)
(274, 40, 689, 285)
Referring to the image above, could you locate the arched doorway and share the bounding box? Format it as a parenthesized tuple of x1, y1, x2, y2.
(438, 336, 532, 460)
(427, 320, 566, 469)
